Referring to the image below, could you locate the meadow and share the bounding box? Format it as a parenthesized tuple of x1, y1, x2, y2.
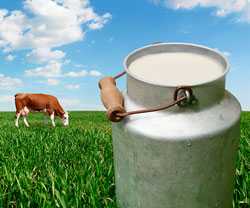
(0, 111, 249, 208)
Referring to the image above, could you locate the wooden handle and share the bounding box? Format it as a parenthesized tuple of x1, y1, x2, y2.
(99, 77, 126, 122)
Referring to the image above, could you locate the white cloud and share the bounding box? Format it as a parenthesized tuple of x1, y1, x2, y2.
(0, 9, 8, 18)
(0, 74, 23, 89)
(151, 0, 250, 22)
(25, 61, 62, 78)
(0, 0, 112, 64)
(0, 0, 112, 51)
(65, 84, 80, 90)
(25, 61, 101, 79)
(63, 59, 71, 65)
(74, 63, 84, 68)
(0, 95, 14, 111)
(60, 98, 81, 109)
(65, 69, 102, 77)
(5, 54, 15, 61)
(223, 51, 231, 57)
(0, 95, 13, 103)
(0, 10, 30, 50)
(47, 78, 60, 86)
(89, 70, 102, 77)
(65, 70, 88, 77)
(88, 13, 112, 30)
(27, 48, 65, 63)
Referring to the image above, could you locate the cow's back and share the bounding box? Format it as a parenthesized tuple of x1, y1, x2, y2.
(27, 94, 55, 110)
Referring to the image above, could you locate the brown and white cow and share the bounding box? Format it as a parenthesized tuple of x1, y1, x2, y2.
(15, 93, 69, 127)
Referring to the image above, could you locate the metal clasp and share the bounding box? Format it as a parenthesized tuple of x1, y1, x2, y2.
(174, 87, 198, 107)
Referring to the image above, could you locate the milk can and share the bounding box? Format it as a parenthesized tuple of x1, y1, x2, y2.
(99, 43, 241, 208)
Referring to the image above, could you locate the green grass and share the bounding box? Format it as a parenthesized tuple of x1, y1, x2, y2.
(0, 112, 115, 208)
(234, 112, 250, 208)
(0, 111, 249, 207)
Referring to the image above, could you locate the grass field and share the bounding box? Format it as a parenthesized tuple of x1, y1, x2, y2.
(0, 111, 249, 208)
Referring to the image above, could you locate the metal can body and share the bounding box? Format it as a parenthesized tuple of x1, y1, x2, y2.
(111, 43, 241, 208)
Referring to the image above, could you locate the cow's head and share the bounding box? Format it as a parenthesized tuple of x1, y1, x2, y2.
(62, 112, 69, 126)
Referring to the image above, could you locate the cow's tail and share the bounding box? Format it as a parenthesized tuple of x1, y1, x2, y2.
(15, 93, 27, 99)
(15, 93, 22, 98)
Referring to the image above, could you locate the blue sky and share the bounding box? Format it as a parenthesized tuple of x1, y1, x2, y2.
(0, 0, 249, 111)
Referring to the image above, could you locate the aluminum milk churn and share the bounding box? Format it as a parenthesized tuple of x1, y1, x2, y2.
(98, 43, 241, 208)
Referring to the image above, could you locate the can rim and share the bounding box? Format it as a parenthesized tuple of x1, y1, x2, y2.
(123, 42, 230, 88)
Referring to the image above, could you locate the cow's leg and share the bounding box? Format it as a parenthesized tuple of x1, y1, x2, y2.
(22, 107, 30, 127)
(15, 99, 22, 127)
(15, 112, 21, 127)
(50, 112, 56, 127)
(47, 106, 56, 127)
(23, 116, 30, 127)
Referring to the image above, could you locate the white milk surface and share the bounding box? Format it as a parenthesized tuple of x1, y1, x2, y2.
(128, 52, 225, 86)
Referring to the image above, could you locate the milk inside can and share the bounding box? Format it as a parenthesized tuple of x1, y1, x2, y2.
(99, 43, 241, 208)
